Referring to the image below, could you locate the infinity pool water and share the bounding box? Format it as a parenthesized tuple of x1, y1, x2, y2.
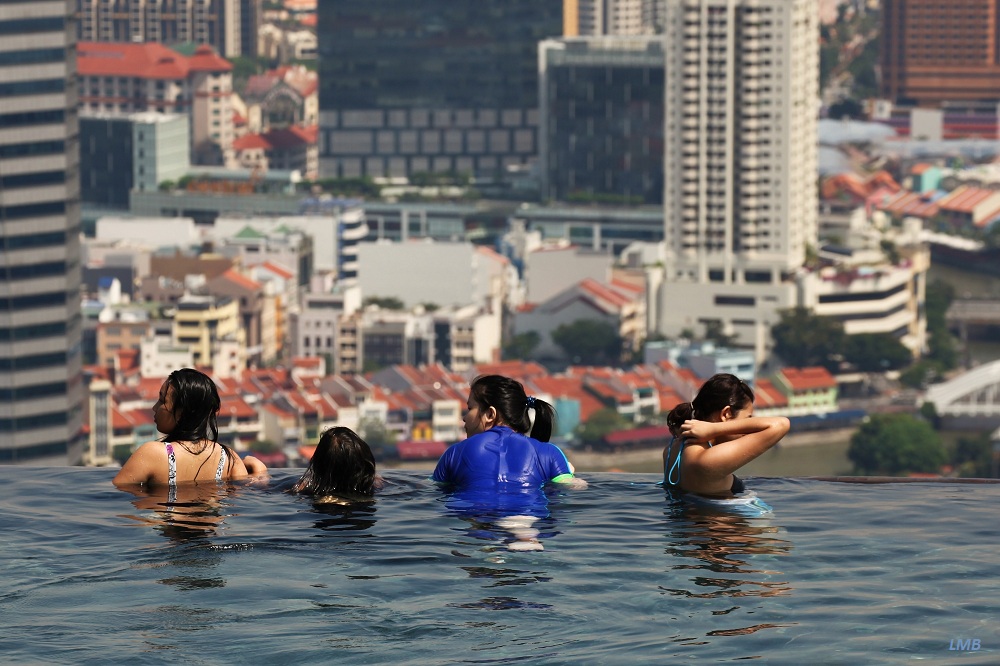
(1, 467, 997, 664)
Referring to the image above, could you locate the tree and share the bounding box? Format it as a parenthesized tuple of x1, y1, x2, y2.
(358, 417, 397, 460)
(249, 439, 280, 454)
(952, 431, 993, 478)
(551, 319, 622, 366)
(848, 413, 947, 475)
(364, 296, 405, 310)
(828, 98, 864, 120)
(503, 331, 541, 361)
(843, 333, 912, 372)
(576, 408, 631, 447)
(771, 307, 846, 370)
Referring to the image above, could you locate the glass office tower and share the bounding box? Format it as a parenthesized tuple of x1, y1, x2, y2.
(0, 0, 85, 463)
(317, 0, 563, 179)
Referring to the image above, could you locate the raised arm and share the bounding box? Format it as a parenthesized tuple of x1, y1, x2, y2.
(679, 416, 790, 479)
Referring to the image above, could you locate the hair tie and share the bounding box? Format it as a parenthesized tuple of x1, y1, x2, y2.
(525, 396, 537, 408)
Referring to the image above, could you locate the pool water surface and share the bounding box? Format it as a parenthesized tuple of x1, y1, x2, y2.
(1, 467, 998, 664)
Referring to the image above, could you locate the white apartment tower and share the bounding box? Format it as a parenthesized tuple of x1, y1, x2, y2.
(0, 0, 85, 463)
(657, 0, 818, 359)
(568, 0, 661, 36)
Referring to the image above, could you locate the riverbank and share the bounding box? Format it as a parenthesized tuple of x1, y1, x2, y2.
(383, 428, 858, 477)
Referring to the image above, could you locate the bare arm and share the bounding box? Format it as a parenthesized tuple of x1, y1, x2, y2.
(679, 416, 790, 479)
(242, 455, 269, 478)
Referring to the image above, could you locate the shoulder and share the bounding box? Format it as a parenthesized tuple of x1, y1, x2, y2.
(112, 440, 167, 486)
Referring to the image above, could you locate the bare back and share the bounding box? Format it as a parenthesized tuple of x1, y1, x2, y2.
(113, 440, 248, 486)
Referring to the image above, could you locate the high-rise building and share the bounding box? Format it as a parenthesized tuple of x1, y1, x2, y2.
(317, 0, 562, 179)
(565, 0, 662, 36)
(882, 0, 1000, 107)
(657, 0, 818, 359)
(539, 37, 665, 205)
(0, 0, 85, 463)
(76, 0, 257, 58)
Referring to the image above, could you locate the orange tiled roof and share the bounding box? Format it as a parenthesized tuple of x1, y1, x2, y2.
(778, 367, 836, 391)
(937, 186, 998, 214)
(77, 41, 230, 79)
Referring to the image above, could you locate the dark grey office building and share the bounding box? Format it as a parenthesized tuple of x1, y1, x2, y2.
(0, 0, 85, 463)
(317, 1, 562, 179)
(539, 37, 664, 205)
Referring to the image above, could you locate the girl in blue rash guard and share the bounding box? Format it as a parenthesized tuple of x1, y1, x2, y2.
(433, 374, 587, 491)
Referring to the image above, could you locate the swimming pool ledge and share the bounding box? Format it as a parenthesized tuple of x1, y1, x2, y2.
(804, 476, 1000, 484)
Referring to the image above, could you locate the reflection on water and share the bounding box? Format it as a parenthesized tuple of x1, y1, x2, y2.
(6, 471, 1000, 663)
(117, 483, 235, 591)
(307, 497, 378, 533)
(660, 500, 795, 641)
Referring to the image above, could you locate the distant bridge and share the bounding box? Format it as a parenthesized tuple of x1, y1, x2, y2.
(926, 359, 1000, 426)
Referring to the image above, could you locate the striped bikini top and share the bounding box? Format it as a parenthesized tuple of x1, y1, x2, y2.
(164, 442, 227, 486)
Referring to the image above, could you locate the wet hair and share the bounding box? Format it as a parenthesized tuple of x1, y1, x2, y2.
(295, 427, 377, 497)
(163, 368, 221, 444)
(162, 368, 240, 477)
(684, 373, 755, 421)
(468, 374, 556, 442)
(666, 402, 692, 436)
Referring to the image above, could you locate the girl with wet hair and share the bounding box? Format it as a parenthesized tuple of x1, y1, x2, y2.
(113, 368, 266, 486)
(293, 427, 379, 498)
(432, 374, 586, 490)
(663, 373, 789, 497)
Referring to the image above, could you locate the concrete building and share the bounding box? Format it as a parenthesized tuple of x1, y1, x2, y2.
(140, 334, 195, 379)
(565, 0, 661, 37)
(77, 41, 235, 166)
(206, 268, 275, 365)
(657, 0, 819, 360)
(357, 240, 514, 310)
(81, 113, 190, 207)
(317, 0, 562, 179)
(289, 285, 364, 376)
(798, 243, 930, 356)
(522, 242, 613, 304)
(240, 65, 319, 134)
(96, 308, 153, 369)
(172, 294, 245, 369)
(882, 0, 1000, 107)
(514, 277, 646, 361)
(217, 224, 313, 307)
(212, 204, 365, 276)
(361, 310, 436, 371)
(539, 37, 665, 205)
(76, 0, 259, 58)
(0, 0, 85, 464)
(644, 339, 757, 383)
(83, 380, 114, 467)
(432, 304, 503, 373)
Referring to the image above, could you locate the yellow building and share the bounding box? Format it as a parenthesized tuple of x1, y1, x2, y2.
(172, 295, 246, 370)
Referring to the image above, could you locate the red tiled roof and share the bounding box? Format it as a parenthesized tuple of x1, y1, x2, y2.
(603, 425, 672, 445)
(258, 261, 294, 279)
(396, 440, 449, 460)
(78, 41, 229, 80)
(187, 44, 232, 72)
(937, 186, 998, 214)
(474, 360, 550, 380)
(263, 125, 318, 149)
(220, 395, 257, 419)
(753, 378, 789, 408)
(879, 190, 940, 219)
(218, 268, 261, 291)
(233, 134, 272, 151)
(778, 367, 836, 391)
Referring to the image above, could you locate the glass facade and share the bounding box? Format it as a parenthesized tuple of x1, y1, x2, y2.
(540, 38, 664, 205)
(317, 0, 562, 178)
